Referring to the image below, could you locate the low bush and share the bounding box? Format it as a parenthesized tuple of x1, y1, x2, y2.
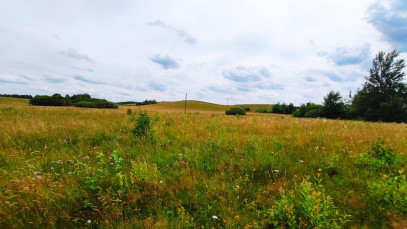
(225, 107, 246, 115)
(255, 108, 268, 113)
(267, 179, 349, 228)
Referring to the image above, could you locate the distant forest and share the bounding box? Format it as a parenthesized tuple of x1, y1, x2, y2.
(29, 93, 118, 109)
(0, 94, 33, 99)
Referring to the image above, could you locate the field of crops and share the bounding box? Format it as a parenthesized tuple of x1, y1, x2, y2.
(0, 98, 406, 228)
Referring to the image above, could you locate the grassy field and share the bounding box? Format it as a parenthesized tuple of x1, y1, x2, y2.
(0, 98, 406, 228)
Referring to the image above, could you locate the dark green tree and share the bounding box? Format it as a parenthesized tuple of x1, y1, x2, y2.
(323, 91, 344, 119)
(352, 50, 407, 122)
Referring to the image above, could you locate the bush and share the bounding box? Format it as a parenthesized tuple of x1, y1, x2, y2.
(255, 108, 268, 113)
(241, 106, 250, 111)
(355, 139, 401, 172)
(133, 111, 153, 138)
(293, 103, 323, 118)
(225, 107, 246, 115)
(272, 103, 296, 114)
(267, 179, 349, 228)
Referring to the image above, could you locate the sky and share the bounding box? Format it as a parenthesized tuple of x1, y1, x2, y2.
(0, 0, 406, 105)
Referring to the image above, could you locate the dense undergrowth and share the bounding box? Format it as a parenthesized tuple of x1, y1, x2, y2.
(0, 101, 406, 228)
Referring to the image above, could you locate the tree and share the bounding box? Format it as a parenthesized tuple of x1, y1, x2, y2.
(323, 91, 344, 119)
(353, 50, 407, 122)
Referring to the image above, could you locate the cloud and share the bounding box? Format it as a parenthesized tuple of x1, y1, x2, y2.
(149, 54, 179, 69)
(74, 75, 104, 85)
(208, 86, 230, 94)
(0, 74, 33, 84)
(149, 81, 166, 91)
(318, 44, 371, 66)
(147, 20, 197, 45)
(304, 76, 317, 82)
(326, 72, 344, 82)
(70, 66, 94, 72)
(255, 81, 284, 90)
(60, 48, 93, 62)
(223, 65, 271, 82)
(367, 0, 407, 51)
(43, 75, 65, 83)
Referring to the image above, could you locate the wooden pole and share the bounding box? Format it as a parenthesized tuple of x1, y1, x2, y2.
(185, 93, 187, 114)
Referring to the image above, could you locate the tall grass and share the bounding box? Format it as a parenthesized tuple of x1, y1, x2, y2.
(0, 98, 406, 227)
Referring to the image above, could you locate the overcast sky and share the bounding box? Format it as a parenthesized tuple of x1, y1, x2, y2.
(1, 0, 406, 105)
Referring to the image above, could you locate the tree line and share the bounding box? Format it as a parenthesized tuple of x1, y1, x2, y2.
(29, 93, 118, 109)
(0, 94, 33, 99)
(292, 50, 407, 123)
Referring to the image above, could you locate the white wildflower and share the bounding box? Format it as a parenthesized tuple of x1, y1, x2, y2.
(212, 215, 218, 220)
(57, 160, 62, 164)
(86, 220, 91, 224)
(274, 170, 279, 173)
(299, 160, 304, 163)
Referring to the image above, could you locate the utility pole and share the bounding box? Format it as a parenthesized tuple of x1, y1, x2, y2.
(185, 93, 187, 114)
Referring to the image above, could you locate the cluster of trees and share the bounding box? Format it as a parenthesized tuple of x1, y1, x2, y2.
(272, 103, 296, 114)
(0, 94, 33, 99)
(29, 93, 118, 109)
(117, 100, 158, 106)
(293, 50, 407, 122)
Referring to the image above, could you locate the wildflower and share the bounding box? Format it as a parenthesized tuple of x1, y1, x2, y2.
(274, 170, 279, 173)
(50, 167, 55, 170)
(57, 160, 62, 164)
(299, 160, 304, 163)
(318, 168, 322, 172)
(86, 220, 91, 224)
(83, 156, 89, 159)
(236, 185, 240, 188)
(68, 172, 72, 175)
(212, 215, 218, 220)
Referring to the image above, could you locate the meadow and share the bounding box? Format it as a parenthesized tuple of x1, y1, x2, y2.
(0, 98, 406, 228)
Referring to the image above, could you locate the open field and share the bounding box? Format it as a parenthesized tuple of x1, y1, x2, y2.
(0, 98, 406, 228)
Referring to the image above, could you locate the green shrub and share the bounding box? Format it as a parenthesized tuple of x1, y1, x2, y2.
(369, 170, 407, 214)
(225, 107, 246, 115)
(267, 179, 349, 228)
(132, 110, 153, 138)
(255, 108, 268, 113)
(127, 109, 132, 115)
(355, 139, 399, 171)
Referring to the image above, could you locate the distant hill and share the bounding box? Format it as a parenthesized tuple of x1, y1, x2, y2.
(154, 100, 229, 111)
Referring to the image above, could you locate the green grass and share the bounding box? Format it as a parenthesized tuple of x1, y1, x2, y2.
(0, 98, 406, 228)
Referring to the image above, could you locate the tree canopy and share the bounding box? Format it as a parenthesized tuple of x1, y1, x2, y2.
(353, 50, 407, 122)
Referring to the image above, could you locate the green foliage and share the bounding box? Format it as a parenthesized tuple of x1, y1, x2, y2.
(369, 169, 407, 214)
(352, 50, 407, 122)
(267, 179, 349, 228)
(30, 93, 72, 106)
(0, 94, 33, 99)
(127, 108, 132, 115)
(355, 139, 399, 171)
(29, 93, 118, 108)
(292, 103, 323, 118)
(241, 106, 251, 111)
(225, 107, 246, 115)
(323, 91, 345, 119)
(272, 103, 296, 114)
(255, 108, 268, 113)
(132, 110, 154, 138)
